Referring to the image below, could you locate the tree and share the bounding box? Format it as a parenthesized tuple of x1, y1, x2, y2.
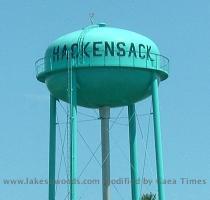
(141, 193, 156, 200)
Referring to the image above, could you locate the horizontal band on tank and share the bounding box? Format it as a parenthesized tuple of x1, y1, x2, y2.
(35, 50, 169, 83)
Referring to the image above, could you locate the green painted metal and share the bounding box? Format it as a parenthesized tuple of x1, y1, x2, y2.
(151, 74, 165, 200)
(69, 70, 77, 200)
(128, 104, 140, 200)
(99, 107, 111, 200)
(49, 95, 56, 200)
(35, 24, 169, 108)
(45, 68, 155, 108)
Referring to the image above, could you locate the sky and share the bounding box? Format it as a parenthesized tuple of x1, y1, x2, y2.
(0, 0, 210, 199)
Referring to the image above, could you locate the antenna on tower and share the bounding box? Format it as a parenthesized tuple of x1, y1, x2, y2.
(89, 12, 95, 24)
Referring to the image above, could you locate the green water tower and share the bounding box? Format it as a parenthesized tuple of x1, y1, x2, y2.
(35, 23, 169, 200)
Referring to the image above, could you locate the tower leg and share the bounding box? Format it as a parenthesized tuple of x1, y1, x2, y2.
(70, 71, 77, 200)
(128, 104, 140, 200)
(152, 75, 165, 200)
(49, 94, 56, 200)
(99, 107, 111, 200)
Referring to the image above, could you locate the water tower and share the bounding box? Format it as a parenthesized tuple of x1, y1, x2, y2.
(35, 23, 169, 200)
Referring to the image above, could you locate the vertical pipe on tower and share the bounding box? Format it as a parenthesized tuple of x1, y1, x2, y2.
(128, 104, 140, 200)
(152, 74, 165, 200)
(99, 107, 111, 200)
(70, 71, 77, 200)
(49, 94, 56, 200)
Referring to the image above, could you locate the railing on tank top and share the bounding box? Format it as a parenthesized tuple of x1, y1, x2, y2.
(35, 50, 169, 77)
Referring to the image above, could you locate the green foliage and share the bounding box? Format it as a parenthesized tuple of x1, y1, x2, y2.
(141, 193, 156, 200)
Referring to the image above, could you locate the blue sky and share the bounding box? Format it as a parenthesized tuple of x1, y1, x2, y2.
(0, 0, 210, 199)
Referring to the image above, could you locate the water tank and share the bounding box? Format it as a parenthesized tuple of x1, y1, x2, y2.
(36, 23, 169, 108)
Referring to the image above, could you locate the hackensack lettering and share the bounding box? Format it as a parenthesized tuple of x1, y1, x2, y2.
(52, 41, 154, 62)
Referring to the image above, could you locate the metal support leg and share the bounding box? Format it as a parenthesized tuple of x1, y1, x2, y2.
(49, 95, 56, 200)
(99, 107, 111, 200)
(70, 71, 77, 200)
(128, 104, 140, 200)
(152, 75, 165, 200)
